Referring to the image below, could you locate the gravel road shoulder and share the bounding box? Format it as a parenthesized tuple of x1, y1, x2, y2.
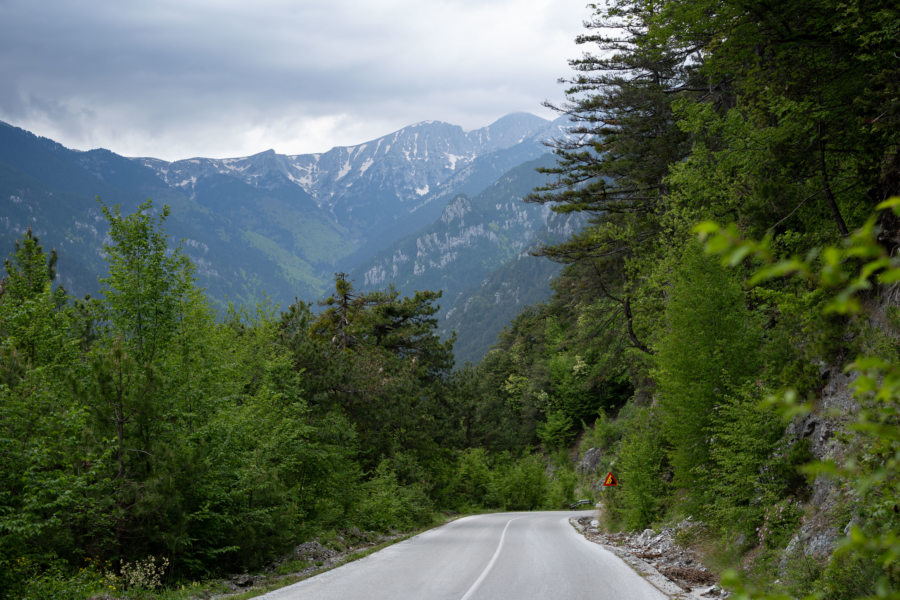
(569, 516, 728, 600)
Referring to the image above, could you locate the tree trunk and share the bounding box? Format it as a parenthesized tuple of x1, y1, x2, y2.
(818, 123, 849, 237)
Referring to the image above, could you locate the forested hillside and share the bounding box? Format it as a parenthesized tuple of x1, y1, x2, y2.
(1, 0, 898, 598)
(352, 154, 584, 364)
(0, 116, 569, 362)
(0, 201, 583, 599)
(463, 0, 898, 597)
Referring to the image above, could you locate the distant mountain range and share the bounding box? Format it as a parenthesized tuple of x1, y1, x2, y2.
(0, 113, 579, 363)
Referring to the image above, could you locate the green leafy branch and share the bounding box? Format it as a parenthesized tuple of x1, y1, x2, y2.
(695, 197, 900, 315)
(694, 197, 900, 599)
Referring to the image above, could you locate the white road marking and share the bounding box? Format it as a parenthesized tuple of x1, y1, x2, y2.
(459, 516, 522, 600)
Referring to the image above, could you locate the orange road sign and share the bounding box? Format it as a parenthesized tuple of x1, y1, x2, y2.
(603, 472, 618, 487)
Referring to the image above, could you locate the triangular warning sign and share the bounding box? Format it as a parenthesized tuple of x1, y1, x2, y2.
(603, 472, 618, 487)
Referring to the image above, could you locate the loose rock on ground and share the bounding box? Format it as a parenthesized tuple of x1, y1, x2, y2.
(570, 516, 727, 599)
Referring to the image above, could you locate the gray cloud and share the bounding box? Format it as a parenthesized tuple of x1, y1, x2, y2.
(0, 0, 588, 159)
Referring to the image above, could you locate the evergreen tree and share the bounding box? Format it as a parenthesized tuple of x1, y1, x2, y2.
(526, 0, 699, 356)
(654, 244, 760, 493)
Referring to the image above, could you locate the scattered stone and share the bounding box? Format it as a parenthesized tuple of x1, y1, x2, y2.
(570, 516, 726, 599)
(294, 541, 337, 563)
(701, 585, 727, 598)
(211, 527, 421, 599)
(660, 565, 716, 586)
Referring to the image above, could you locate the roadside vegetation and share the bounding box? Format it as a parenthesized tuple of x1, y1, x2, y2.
(0, 202, 589, 599)
(2, 0, 898, 598)
(467, 0, 898, 597)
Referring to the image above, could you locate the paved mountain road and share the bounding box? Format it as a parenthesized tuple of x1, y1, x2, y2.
(257, 511, 667, 600)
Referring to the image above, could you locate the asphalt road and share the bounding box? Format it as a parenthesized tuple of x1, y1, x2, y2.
(257, 511, 668, 600)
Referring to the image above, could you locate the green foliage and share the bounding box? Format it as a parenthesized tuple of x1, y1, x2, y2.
(655, 244, 761, 491)
(815, 552, 884, 600)
(12, 559, 121, 600)
(4, 0, 899, 594)
(703, 384, 799, 541)
(616, 407, 668, 530)
(545, 463, 579, 509)
(2, 202, 494, 596)
(756, 498, 803, 551)
(510, 0, 898, 595)
(452, 448, 493, 510)
(580, 411, 623, 454)
(488, 454, 549, 511)
(351, 461, 434, 532)
(300, 273, 456, 463)
(0, 226, 72, 383)
(700, 198, 900, 598)
(537, 410, 575, 450)
(99, 199, 193, 363)
(2, 201, 590, 596)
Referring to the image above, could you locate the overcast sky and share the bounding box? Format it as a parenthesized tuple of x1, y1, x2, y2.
(0, 0, 589, 161)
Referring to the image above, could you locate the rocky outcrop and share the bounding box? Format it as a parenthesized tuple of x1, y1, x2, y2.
(778, 366, 859, 574)
(577, 447, 603, 475)
(785, 366, 858, 463)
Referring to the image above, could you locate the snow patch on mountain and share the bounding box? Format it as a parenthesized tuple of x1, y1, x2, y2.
(336, 157, 352, 180)
(130, 113, 570, 253)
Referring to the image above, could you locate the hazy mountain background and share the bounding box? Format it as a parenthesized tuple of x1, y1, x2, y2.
(0, 114, 579, 363)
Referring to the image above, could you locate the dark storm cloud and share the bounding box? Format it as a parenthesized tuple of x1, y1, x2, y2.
(0, 0, 587, 159)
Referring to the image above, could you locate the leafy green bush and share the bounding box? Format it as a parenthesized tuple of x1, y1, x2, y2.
(756, 498, 802, 550)
(537, 410, 575, 450)
(545, 464, 579, 509)
(14, 558, 120, 600)
(452, 448, 494, 510)
(581, 410, 624, 453)
(617, 407, 669, 530)
(488, 454, 549, 510)
(703, 384, 795, 540)
(654, 244, 762, 493)
(351, 461, 434, 531)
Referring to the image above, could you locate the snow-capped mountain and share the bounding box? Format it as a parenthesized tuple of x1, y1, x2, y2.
(134, 113, 562, 249)
(140, 113, 548, 203)
(350, 154, 585, 362)
(0, 113, 578, 361)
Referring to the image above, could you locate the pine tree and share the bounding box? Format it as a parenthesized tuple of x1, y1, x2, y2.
(526, 0, 700, 355)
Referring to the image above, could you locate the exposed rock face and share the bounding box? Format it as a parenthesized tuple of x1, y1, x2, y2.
(785, 367, 859, 462)
(779, 366, 858, 573)
(577, 447, 603, 475)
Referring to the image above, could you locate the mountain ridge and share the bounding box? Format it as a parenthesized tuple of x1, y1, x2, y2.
(0, 113, 575, 361)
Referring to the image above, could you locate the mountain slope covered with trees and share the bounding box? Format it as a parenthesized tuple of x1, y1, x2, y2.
(1, 0, 898, 598)
(464, 0, 899, 597)
(0, 201, 582, 598)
